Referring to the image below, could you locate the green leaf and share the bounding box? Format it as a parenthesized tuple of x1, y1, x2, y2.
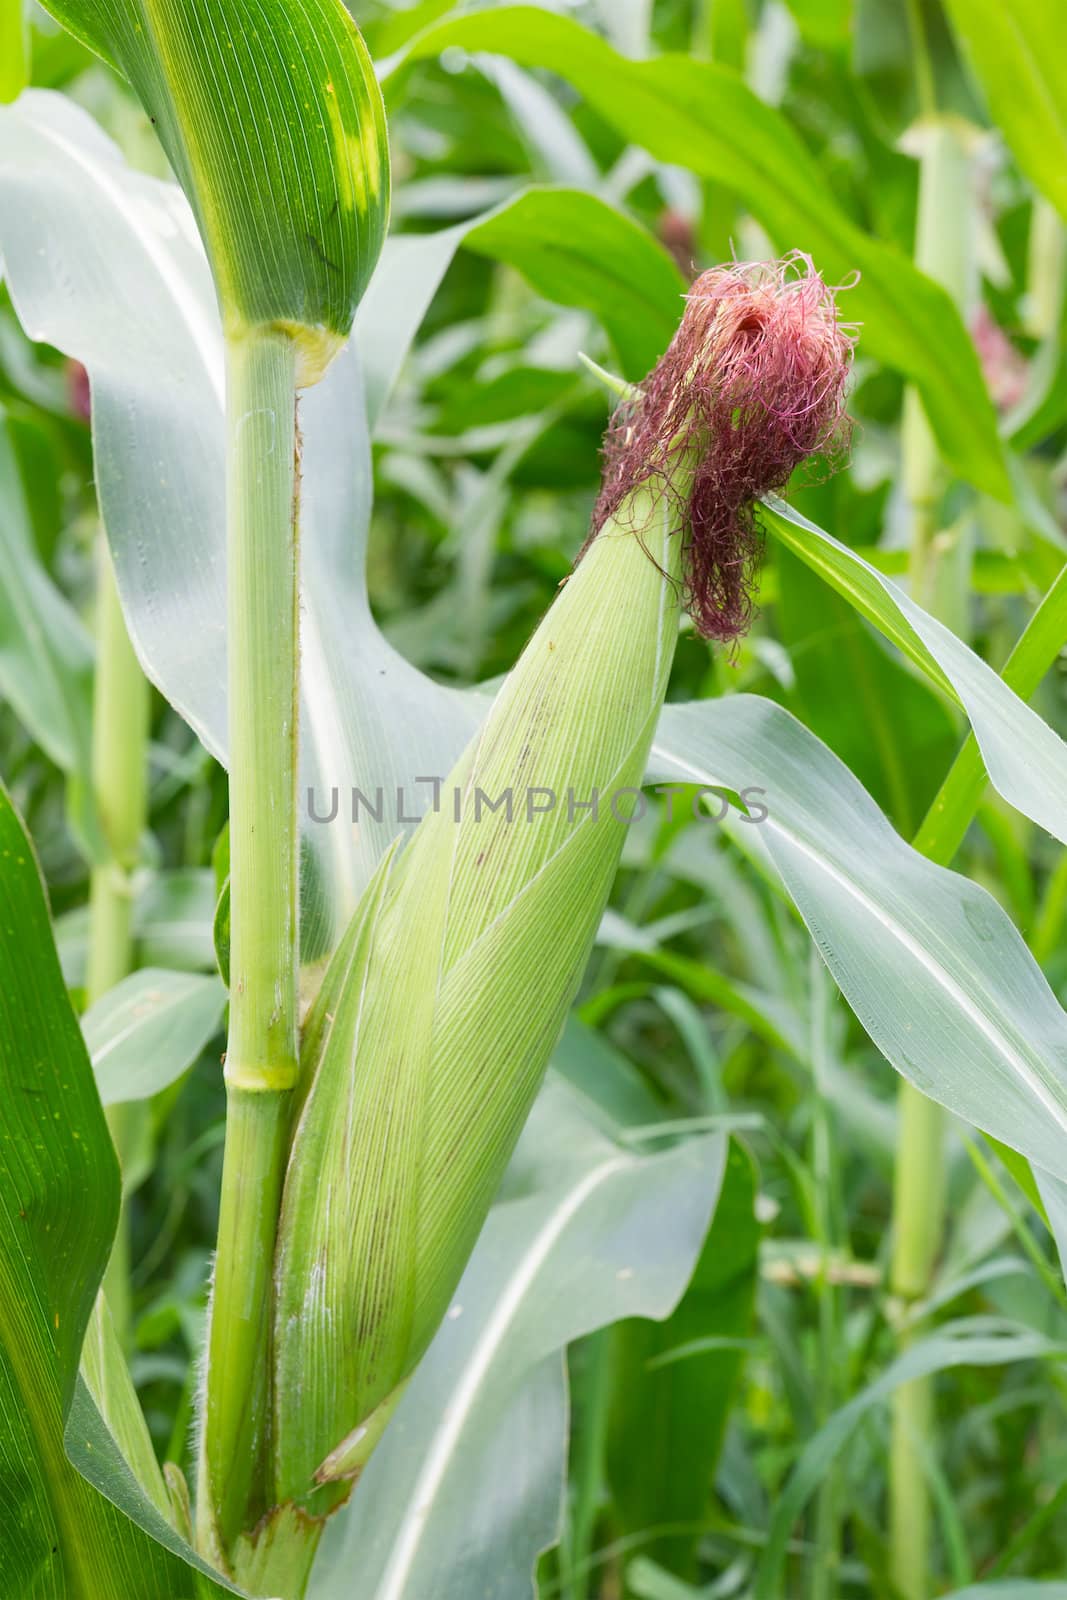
(773, 540, 957, 835)
(37, 0, 388, 375)
(764, 497, 1067, 850)
(652, 696, 1067, 1182)
(389, 4, 1009, 497)
(80, 1298, 172, 1526)
(606, 1139, 759, 1584)
(0, 783, 235, 1597)
(0, 403, 93, 776)
(942, 0, 1067, 223)
(312, 1077, 726, 1600)
(83, 968, 226, 1105)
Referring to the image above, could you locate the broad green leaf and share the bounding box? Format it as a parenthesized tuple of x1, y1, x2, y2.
(773, 540, 957, 835)
(37, 0, 388, 373)
(652, 695, 1067, 1182)
(942, 0, 1067, 223)
(0, 92, 227, 763)
(753, 1318, 1066, 1597)
(135, 870, 220, 972)
(389, 4, 1009, 498)
(606, 1140, 759, 1584)
(626, 1559, 705, 1600)
(765, 497, 1067, 850)
(0, 403, 93, 776)
(83, 968, 226, 1105)
(0, 783, 234, 1597)
(312, 1077, 725, 1600)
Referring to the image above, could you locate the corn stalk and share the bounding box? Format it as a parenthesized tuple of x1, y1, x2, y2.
(199, 328, 302, 1558)
(891, 116, 977, 1600)
(88, 541, 150, 1340)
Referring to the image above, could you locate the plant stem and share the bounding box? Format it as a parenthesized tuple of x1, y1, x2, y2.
(903, 121, 975, 616)
(891, 115, 975, 1600)
(809, 953, 841, 1600)
(0, 0, 28, 103)
(88, 539, 150, 1341)
(200, 328, 300, 1559)
(87, 543, 149, 1001)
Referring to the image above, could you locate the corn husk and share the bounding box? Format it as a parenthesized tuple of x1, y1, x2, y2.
(272, 482, 683, 1510)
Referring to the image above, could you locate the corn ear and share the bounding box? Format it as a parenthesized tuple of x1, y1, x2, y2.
(272, 483, 683, 1511)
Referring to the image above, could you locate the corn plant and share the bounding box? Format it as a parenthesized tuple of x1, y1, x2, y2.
(3, 2, 1067, 1599)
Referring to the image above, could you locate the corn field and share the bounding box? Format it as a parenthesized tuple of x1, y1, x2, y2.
(1, 1, 1067, 1597)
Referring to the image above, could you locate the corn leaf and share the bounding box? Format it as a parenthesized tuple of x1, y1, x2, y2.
(36, 0, 388, 370)
(772, 539, 957, 834)
(0, 404, 93, 777)
(764, 497, 1067, 849)
(606, 1139, 759, 1585)
(388, 4, 1009, 498)
(79, 1299, 173, 1527)
(0, 783, 236, 1598)
(311, 1077, 726, 1599)
(942, 0, 1067, 223)
(944, 1588, 1067, 1599)
(653, 695, 1067, 1182)
(83, 968, 226, 1106)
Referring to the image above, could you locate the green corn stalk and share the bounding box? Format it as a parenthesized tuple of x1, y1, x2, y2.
(271, 477, 687, 1518)
(34, 0, 390, 1565)
(87, 539, 151, 1344)
(890, 114, 977, 1600)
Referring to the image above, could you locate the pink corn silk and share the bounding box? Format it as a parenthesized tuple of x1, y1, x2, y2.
(584, 253, 855, 644)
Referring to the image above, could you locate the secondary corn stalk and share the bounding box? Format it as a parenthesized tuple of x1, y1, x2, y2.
(891, 116, 978, 1600)
(88, 540, 151, 1341)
